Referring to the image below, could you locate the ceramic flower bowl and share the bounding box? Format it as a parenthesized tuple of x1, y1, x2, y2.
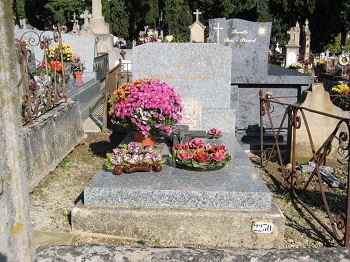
(113, 163, 162, 175)
(174, 162, 226, 172)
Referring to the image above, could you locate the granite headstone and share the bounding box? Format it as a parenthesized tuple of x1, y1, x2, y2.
(132, 43, 234, 133)
(209, 18, 272, 76)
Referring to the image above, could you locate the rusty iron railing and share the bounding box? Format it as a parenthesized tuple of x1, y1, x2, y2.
(102, 60, 132, 131)
(17, 26, 67, 125)
(259, 89, 350, 246)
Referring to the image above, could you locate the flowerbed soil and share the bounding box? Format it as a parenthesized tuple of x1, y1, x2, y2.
(30, 131, 341, 248)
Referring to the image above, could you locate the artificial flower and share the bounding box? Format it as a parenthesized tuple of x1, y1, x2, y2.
(110, 78, 183, 136)
(170, 138, 232, 169)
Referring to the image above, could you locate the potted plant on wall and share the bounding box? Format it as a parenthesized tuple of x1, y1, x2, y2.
(109, 78, 183, 147)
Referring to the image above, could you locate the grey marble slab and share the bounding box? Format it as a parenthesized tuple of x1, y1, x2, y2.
(84, 134, 271, 209)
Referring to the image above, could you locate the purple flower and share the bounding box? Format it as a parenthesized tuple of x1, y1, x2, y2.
(128, 142, 142, 154)
(109, 155, 122, 165)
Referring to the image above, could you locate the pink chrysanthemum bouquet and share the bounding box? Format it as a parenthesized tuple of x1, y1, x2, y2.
(110, 78, 183, 136)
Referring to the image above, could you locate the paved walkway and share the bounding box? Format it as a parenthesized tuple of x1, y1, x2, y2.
(83, 102, 103, 132)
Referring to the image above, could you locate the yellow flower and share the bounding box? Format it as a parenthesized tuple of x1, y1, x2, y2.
(332, 82, 350, 95)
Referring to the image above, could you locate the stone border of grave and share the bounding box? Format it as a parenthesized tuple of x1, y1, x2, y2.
(36, 245, 350, 261)
(23, 101, 84, 192)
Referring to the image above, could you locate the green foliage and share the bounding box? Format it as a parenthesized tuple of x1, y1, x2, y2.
(45, 0, 85, 27)
(163, 0, 192, 39)
(36, 184, 47, 199)
(13, 0, 350, 53)
(24, 0, 52, 29)
(109, 0, 129, 38)
(327, 33, 342, 54)
(59, 156, 71, 170)
(13, 0, 25, 19)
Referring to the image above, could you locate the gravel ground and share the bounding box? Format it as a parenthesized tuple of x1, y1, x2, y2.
(29, 131, 341, 248)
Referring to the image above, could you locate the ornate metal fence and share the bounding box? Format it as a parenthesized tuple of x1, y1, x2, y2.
(16, 26, 68, 125)
(259, 89, 350, 246)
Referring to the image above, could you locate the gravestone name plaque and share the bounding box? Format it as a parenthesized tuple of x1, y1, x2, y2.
(132, 43, 234, 133)
(209, 18, 272, 76)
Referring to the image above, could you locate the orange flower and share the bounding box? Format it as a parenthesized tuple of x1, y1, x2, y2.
(50, 61, 62, 72)
(193, 148, 211, 163)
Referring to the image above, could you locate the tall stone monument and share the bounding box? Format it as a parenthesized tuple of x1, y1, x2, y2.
(209, 18, 272, 75)
(285, 22, 301, 68)
(89, 0, 109, 34)
(301, 19, 311, 62)
(89, 0, 113, 54)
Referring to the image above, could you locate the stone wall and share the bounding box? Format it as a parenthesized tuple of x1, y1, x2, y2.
(23, 101, 84, 192)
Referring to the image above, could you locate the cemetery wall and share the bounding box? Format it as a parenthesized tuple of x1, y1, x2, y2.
(23, 101, 84, 191)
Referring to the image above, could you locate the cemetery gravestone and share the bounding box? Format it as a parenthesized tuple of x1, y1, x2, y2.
(285, 22, 301, 68)
(209, 18, 272, 75)
(89, 0, 109, 34)
(72, 40, 285, 249)
(292, 83, 349, 165)
(189, 9, 206, 43)
(206, 18, 313, 142)
(88, 0, 113, 54)
(132, 43, 234, 133)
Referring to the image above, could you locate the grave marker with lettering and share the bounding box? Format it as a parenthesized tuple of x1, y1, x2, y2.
(132, 43, 234, 133)
(209, 18, 272, 76)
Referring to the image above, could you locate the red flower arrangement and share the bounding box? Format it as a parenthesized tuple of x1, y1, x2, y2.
(170, 138, 232, 170)
(207, 128, 223, 139)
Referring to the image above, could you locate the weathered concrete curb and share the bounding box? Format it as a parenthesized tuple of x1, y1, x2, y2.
(33, 231, 75, 248)
(23, 101, 84, 192)
(36, 246, 350, 261)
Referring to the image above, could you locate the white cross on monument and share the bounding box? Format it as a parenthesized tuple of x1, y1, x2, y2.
(193, 9, 201, 21)
(213, 22, 223, 44)
(80, 10, 92, 27)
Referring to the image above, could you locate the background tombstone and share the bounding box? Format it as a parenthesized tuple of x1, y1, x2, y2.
(209, 18, 272, 75)
(207, 19, 313, 151)
(14, 29, 96, 78)
(290, 83, 349, 165)
(89, 0, 109, 34)
(189, 9, 206, 43)
(132, 43, 234, 133)
(89, 0, 113, 54)
(80, 10, 95, 37)
(301, 19, 311, 62)
(285, 22, 301, 68)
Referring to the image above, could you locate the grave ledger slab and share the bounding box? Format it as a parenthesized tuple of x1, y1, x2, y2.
(72, 134, 285, 248)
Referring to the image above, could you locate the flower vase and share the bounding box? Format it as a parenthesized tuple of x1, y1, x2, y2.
(74, 71, 83, 86)
(74, 71, 83, 79)
(133, 131, 156, 147)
